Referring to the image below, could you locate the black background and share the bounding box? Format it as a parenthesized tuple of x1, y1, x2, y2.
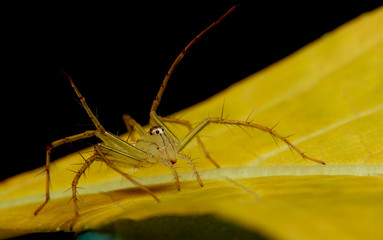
(2, 1, 382, 180)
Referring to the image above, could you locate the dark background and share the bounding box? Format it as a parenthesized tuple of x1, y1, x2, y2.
(2, 1, 382, 180)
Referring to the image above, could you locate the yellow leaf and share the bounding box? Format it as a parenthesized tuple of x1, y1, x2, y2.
(1, 6, 383, 240)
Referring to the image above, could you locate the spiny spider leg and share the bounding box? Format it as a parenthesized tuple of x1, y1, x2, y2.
(70, 154, 99, 230)
(179, 117, 326, 165)
(34, 130, 97, 215)
(63, 72, 106, 133)
(178, 153, 203, 187)
(150, 5, 237, 114)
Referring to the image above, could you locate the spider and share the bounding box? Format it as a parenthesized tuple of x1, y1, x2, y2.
(33, 5, 325, 229)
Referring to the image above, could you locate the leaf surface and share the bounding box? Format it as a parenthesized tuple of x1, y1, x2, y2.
(1, 6, 383, 240)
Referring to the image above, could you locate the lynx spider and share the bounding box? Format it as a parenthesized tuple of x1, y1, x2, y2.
(34, 6, 325, 229)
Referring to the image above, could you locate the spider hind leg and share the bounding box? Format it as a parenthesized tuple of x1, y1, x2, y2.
(179, 117, 326, 165)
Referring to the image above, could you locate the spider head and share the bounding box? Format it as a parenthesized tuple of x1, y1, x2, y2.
(146, 126, 177, 164)
(149, 126, 165, 136)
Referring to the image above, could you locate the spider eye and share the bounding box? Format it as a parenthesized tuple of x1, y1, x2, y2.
(150, 126, 164, 135)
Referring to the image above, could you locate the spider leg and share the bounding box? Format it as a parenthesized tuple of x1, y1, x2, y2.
(178, 153, 203, 187)
(34, 130, 98, 216)
(122, 114, 146, 141)
(159, 158, 181, 191)
(63, 71, 106, 133)
(160, 115, 220, 168)
(94, 144, 160, 202)
(70, 154, 99, 230)
(179, 117, 326, 165)
(150, 6, 237, 113)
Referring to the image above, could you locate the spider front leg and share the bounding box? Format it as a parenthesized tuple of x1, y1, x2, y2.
(179, 117, 326, 165)
(158, 116, 220, 168)
(34, 130, 98, 216)
(149, 6, 237, 114)
(178, 153, 203, 187)
(158, 158, 180, 191)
